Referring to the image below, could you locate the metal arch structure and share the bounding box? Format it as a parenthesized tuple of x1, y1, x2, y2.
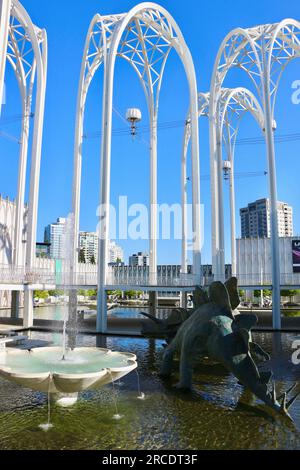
(210, 19, 300, 329)
(0, 0, 47, 327)
(181, 88, 264, 276)
(72, 2, 201, 333)
(216, 88, 264, 277)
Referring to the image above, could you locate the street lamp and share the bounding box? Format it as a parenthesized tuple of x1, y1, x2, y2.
(126, 108, 142, 137)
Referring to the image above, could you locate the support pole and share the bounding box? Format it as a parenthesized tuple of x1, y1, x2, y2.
(181, 122, 190, 275)
(228, 147, 237, 277)
(262, 39, 281, 330)
(149, 106, 158, 285)
(24, 34, 47, 329)
(210, 112, 220, 282)
(96, 51, 112, 334)
(13, 88, 33, 319)
(216, 129, 225, 281)
(11, 290, 20, 319)
(189, 89, 201, 283)
(0, 0, 10, 116)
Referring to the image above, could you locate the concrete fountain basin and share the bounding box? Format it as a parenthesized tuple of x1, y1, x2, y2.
(0, 347, 137, 405)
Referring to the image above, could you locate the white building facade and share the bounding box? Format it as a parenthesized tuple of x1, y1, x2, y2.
(79, 232, 98, 263)
(129, 252, 150, 267)
(108, 241, 124, 264)
(236, 236, 300, 287)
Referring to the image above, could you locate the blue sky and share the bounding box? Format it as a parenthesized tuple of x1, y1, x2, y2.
(1, 0, 300, 265)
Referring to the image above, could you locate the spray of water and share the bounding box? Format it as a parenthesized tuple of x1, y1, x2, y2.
(108, 369, 123, 420)
(39, 374, 54, 431)
(136, 369, 145, 400)
(59, 214, 76, 361)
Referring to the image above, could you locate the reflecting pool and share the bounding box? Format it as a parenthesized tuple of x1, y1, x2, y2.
(0, 331, 300, 450)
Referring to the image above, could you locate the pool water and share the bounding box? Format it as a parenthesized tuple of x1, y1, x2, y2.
(0, 331, 300, 450)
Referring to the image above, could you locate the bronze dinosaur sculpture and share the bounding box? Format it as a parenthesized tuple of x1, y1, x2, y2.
(139, 278, 299, 420)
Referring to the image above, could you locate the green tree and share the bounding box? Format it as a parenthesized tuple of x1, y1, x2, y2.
(48, 290, 64, 297)
(253, 289, 272, 298)
(87, 289, 97, 297)
(90, 255, 96, 265)
(34, 290, 49, 300)
(79, 249, 86, 264)
(281, 290, 300, 303)
(124, 290, 138, 299)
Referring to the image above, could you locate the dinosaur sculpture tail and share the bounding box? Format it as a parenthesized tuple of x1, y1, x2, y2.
(271, 382, 300, 421)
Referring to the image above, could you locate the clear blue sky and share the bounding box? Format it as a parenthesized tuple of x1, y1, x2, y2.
(1, 0, 300, 265)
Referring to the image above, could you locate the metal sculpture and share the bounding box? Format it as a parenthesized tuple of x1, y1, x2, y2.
(182, 88, 264, 276)
(0, 0, 47, 327)
(72, 3, 201, 333)
(210, 20, 300, 329)
(159, 280, 300, 420)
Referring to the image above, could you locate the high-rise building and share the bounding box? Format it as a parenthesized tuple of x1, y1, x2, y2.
(109, 241, 124, 263)
(44, 218, 67, 260)
(79, 231, 98, 263)
(129, 252, 149, 267)
(240, 198, 293, 238)
(78, 233, 123, 264)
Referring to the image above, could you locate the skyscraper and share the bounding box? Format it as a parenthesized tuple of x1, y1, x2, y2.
(240, 198, 293, 238)
(44, 218, 67, 259)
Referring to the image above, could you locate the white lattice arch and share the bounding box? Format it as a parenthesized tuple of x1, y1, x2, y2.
(209, 18, 300, 328)
(0, 0, 47, 327)
(72, 2, 201, 333)
(181, 87, 264, 275)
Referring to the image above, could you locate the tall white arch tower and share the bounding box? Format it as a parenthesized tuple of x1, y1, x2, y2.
(182, 88, 264, 277)
(209, 20, 300, 329)
(0, 0, 47, 327)
(72, 3, 201, 333)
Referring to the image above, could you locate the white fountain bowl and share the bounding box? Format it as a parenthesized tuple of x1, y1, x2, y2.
(0, 347, 137, 394)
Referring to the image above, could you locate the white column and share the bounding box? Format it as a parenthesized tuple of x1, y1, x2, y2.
(24, 36, 47, 329)
(96, 52, 113, 334)
(261, 39, 281, 330)
(14, 89, 33, 268)
(189, 91, 201, 282)
(71, 100, 83, 283)
(149, 105, 158, 284)
(228, 146, 237, 277)
(12, 95, 31, 320)
(0, 0, 10, 115)
(216, 127, 225, 281)
(181, 122, 190, 274)
(209, 111, 220, 281)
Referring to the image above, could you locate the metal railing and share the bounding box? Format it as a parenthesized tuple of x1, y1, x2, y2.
(1, 263, 300, 289)
(0, 264, 56, 285)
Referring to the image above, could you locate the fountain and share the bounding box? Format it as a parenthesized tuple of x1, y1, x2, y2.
(0, 215, 138, 408)
(0, 346, 137, 407)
